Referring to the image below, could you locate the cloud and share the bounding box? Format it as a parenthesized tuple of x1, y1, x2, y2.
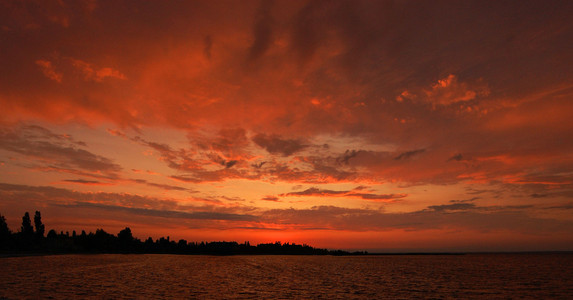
(424, 74, 489, 106)
(427, 203, 477, 212)
(282, 187, 406, 202)
(170, 168, 250, 184)
(346, 193, 406, 201)
(35, 60, 62, 82)
(261, 162, 356, 184)
(198, 128, 250, 153)
(261, 196, 280, 202)
(70, 59, 126, 82)
(336, 150, 359, 165)
(247, 0, 274, 62)
(63, 202, 258, 222)
(0, 182, 253, 221)
(130, 179, 189, 192)
(261, 204, 573, 233)
(62, 179, 105, 185)
(394, 149, 425, 160)
(289, 0, 325, 65)
(0, 124, 121, 177)
(284, 187, 347, 197)
(252, 133, 308, 156)
(543, 203, 573, 210)
(131, 136, 199, 172)
(207, 153, 238, 169)
(448, 153, 464, 162)
(425, 198, 535, 213)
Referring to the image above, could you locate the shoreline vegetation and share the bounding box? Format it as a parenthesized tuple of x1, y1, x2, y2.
(0, 211, 367, 256)
(3, 212, 571, 257)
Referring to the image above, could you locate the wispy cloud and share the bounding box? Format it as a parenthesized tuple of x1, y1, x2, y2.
(252, 133, 308, 156)
(0, 124, 121, 178)
(63, 202, 258, 222)
(70, 59, 126, 82)
(35, 60, 62, 82)
(281, 187, 406, 202)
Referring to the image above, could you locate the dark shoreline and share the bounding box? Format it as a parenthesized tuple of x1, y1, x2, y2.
(3, 251, 572, 259)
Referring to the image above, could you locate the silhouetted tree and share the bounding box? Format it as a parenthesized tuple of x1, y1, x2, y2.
(47, 229, 58, 239)
(0, 214, 11, 241)
(21, 212, 34, 237)
(118, 227, 133, 242)
(3, 209, 358, 255)
(117, 227, 134, 252)
(34, 211, 45, 238)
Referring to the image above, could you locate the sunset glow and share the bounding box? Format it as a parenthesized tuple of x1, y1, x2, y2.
(1, 0, 573, 252)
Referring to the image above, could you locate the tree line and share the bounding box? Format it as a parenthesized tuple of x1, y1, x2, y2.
(0, 211, 366, 256)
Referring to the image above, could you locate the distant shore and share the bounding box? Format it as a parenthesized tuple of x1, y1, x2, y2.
(3, 250, 572, 259)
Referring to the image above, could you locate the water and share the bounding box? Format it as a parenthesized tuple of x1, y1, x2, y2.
(1, 254, 572, 299)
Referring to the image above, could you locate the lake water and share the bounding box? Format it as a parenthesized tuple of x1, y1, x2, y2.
(1, 253, 572, 299)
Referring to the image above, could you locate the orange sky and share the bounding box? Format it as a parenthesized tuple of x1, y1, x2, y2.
(1, 0, 573, 252)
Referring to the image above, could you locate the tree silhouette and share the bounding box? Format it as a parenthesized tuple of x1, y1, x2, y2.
(118, 227, 134, 252)
(0, 214, 10, 239)
(21, 212, 34, 237)
(1, 210, 362, 256)
(47, 229, 58, 239)
(34, 211, 45, 238)
(118, 227, 133, 242)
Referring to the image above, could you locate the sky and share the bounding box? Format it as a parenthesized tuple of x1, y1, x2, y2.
(1, 0, 573, 252)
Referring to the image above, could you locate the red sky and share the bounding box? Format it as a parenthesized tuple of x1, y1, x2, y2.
(1, 0, 573, 252)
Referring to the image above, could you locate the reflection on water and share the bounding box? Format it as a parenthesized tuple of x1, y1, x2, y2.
(1, 254, 572, 299)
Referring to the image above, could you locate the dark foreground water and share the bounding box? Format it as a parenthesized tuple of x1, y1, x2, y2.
(1, 253, 572, 299)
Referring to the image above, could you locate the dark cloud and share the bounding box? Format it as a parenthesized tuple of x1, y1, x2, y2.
(346, 193, 406, 201)
(531, 193, 548, 198)
(225, 160, 238, 168)
(0, 183, 182, 228)
(290, 0, 327, 65)
(261, 196, 280, 202)
(394, 149, 426, 160)
(336, 149, 359, 165)
(63, 179, 102, 185)
(194, 128, 249, 154)
(252, 133, 307, 156)
(282, 187, 406, 201)
(64, 202, 258, 222)
(427, 203, 477, 212)
(425, 201, 534, 213)
(170, 168, 255, 184)
(131, 136, 200, 172)
(284, 187, 347, 197)
(0, 182, 179, 210)
(262, 204, 573, 233)
(309, 163, 356, 182)
(247, 0, 274, 62)
(0, 182, 77, 198)
(544, 203, 573, 210)
(0, 183, 254, 223)
(448, 153, 464, 162)
(252, 161, 266, 169)
(207, 153, 238, 169)
(203, 35, 213, 60)
(263, 162, 355, 184)
(130, 179, 189, 192)
(0, 124, 121, 177)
